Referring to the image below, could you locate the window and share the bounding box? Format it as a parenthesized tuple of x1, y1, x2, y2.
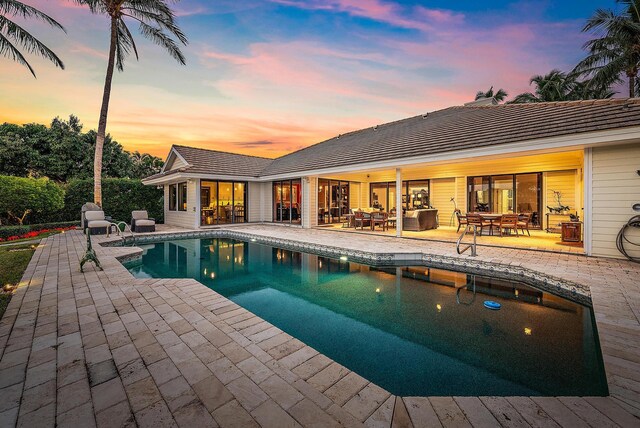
(200, 181, 247, 225)
(178, 182, 187, 211)
(169, 184, 177, 211)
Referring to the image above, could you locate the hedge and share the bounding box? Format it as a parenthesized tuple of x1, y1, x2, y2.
(0, 221, 80, 240)
(51, 178, 164, 224)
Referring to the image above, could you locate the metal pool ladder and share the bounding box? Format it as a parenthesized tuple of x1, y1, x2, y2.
(456, 224, 478, 257)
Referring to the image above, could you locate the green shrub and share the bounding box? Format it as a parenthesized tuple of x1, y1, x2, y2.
(0, 221, 80, 240)
(53, 178, 163, 224)
(0, 175, 64, 225)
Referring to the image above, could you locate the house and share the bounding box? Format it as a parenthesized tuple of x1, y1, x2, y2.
(142, 98, 640, 259)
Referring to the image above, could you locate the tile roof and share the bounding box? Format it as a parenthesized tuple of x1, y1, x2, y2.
(260, 98, 640, 176)
(144, 145, 274, 181)
(145, 98, 640, 182)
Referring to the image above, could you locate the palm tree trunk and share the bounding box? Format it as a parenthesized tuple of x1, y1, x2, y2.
(629, 74, 636, 98)
(94, 17, 118, 206)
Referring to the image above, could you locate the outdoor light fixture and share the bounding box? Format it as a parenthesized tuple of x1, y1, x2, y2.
(524, 328, 532, 336)
(436, 304, 442, 312)
(340, 255, 348, 261)
(250, 238, 256, 242)
(375, 288, 381, 293)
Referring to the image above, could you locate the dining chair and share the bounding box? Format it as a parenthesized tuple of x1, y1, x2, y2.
(466, 213, 490, 236)
(371, 211, 389, 231)
(455, 209, 467, 232)
(498, 214, 520, 237)
(354, 211, 370, 230)
(517, 212, 532, 236)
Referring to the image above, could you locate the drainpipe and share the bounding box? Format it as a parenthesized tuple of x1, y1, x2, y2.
(396, 168, 402, 237)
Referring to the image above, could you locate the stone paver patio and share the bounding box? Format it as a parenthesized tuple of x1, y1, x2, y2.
(0, 224, 639, 427)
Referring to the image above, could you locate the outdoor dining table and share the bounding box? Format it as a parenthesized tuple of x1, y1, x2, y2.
(472, 212, 503, 236)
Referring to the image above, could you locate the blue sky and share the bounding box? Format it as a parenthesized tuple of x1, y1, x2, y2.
(0, 0, 622, 157)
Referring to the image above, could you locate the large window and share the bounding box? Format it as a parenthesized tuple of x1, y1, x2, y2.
(169, 184, 177, 211)
(273, 179, 302, 224)
(369, 180, 430, 212)
(468, 173, 541, 226)
(178, 182, 188, 211)
(200, 180, 247, 225)
(318, 179, 349, 223)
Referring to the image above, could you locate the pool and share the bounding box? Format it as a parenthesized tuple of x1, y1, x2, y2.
(125, 237, 608, 397)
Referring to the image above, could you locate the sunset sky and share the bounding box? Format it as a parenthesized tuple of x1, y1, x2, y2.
(0, 0, 616, 159)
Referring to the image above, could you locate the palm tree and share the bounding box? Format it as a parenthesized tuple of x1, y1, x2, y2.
(511, 69, 615, 103)
(75, 1, 187, 206)
(475, 86, 508, 102)
(0, 0, 65, 76)
(574, 0, 640, 97)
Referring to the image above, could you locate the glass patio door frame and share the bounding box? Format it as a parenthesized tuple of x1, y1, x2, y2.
(272, 179, 302, 224)
(200, 180, 247, 226)
(317, 179, 350, 223)
(369, 180, 431, 212)
(467, 173, 542, 225)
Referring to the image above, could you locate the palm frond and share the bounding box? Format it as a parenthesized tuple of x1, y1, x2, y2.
(0, 0, 65, 32)
(137, 19, 185, 65)
(0, 15, 64, 69)
(0, 30, 35, 76)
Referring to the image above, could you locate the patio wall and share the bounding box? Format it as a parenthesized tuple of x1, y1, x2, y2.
(591, 143, 640, 259)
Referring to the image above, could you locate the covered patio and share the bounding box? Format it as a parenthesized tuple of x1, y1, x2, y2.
(308, 150, 585, 254)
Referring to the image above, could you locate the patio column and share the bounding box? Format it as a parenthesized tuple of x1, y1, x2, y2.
(396, 168, 402, 237)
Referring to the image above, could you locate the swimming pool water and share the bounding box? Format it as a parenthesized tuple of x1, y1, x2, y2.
(126, 237, 608, 396)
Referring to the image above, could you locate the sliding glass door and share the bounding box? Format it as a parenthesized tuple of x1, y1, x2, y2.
(273, 179, 302, 224)
(369, 180, 430, 212)
(318, 179, 349, 223)
(468, 173, 541, 226)
(200, 180, 247, 226)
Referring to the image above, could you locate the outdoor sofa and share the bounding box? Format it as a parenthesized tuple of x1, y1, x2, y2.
(403, 208, 438, 231)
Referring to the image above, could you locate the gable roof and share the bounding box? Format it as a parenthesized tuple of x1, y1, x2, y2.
(260, 98, 640, 177)
(145, 98, 640, 183)
(144, 145, 274, 181)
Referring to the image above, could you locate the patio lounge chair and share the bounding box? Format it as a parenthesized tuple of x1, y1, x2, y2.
(84, 211, 111, 235)
(403, 209, 438, 231)
(131, 211, 156, 233)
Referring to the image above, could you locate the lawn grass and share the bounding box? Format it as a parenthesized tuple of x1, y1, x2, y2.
(0, 244, 36, 319)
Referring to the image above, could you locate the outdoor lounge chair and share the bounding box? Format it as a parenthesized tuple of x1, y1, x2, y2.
(131, 211, 156, 233)
(371, 211, 389, 231)
(84, 211, 111, 235)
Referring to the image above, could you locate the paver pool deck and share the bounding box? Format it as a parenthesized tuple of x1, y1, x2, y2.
(0, 224, 639, 427)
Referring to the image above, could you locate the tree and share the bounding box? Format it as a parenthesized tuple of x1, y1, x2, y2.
(574, 0, 640, 97)
(0, 175, 64, 224)
(0, 0, 65, 76)
(510, 69, 615, 103)
(74, 1, 187, 206)
(475, 86, 508, 102)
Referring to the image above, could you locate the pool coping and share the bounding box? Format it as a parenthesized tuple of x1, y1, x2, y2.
(102, 229, 592, 306)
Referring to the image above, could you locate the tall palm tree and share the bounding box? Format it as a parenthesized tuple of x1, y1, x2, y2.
(0, 0, 65, 76)
(475, 86, 508, 102)
(511, 69, 615, 103)
(574, 0, 640, 97)
(75, 1, 187, 206)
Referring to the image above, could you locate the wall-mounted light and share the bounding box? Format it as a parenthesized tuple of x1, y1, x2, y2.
(524, 327, 532, 336)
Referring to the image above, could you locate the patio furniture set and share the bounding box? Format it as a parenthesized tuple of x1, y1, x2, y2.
(455, 210, 532, 237)
(82, 209, 156, 236)
(345, 208, 438, 232)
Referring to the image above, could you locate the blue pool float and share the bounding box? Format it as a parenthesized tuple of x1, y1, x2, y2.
(484, 301, 501, 310)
